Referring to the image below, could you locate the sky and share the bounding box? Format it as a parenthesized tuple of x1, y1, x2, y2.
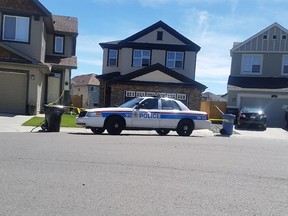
(40, 0, 288, 95)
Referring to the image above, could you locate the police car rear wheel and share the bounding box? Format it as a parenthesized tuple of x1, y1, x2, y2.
(91, 127, 105, 134)
(156, 129, 170, 136)
(176, 119, 193, 136)
(106, 116, 125, 135)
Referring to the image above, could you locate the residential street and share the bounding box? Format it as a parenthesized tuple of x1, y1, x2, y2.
(0, 132, 288, 216)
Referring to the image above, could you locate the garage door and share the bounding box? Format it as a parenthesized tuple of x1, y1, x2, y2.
(0, 72, 27, 114)
(240, 97, 288, 128)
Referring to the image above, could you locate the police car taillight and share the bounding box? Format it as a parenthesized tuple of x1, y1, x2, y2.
(205, 113, 209, 120)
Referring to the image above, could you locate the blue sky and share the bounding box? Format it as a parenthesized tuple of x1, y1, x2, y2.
(41, 0, 288, 95)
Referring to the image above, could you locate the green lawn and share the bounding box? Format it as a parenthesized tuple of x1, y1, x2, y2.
(22, 114, 81, 128)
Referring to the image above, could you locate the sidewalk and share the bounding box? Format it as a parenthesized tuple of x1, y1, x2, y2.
(0, 114, 287, 139)
(0, 114, 215, 136)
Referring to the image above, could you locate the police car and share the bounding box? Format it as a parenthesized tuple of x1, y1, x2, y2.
(75, 97, 211, 136)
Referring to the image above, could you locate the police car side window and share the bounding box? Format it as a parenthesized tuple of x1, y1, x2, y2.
(161, 99, 181, 110)
(141, 99, 158, 109)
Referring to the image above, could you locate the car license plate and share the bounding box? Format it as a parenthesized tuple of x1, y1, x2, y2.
(250, 116, 256, 119)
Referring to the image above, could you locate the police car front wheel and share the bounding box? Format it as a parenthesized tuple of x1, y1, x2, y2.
(106, 116, 125, 135)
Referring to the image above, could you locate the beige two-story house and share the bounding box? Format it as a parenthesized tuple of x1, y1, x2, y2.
(97, 20, 207, 111)
(227, 22, 288, 127)
(0, 0, 78, 115)
(71, 73, 100, 108)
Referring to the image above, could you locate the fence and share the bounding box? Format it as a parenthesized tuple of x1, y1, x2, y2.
(200, 101, 227, 120)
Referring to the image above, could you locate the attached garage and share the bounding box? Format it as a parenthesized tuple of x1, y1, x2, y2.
(0, 71, 28, 114)
(240, 97, 288, 128)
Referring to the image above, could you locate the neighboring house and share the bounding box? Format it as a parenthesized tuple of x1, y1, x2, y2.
(228, 22, 288, 128)
(202, 92, 227, 102)
(0, 0, 78, 115)
(97, 20, 207, 111)
(71, 73, 100, 108)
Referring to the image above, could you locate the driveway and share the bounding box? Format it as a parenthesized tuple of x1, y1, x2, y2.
(0, 114, 287, 140)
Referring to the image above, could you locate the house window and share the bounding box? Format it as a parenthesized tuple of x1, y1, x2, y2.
(133, 49, 150, 67)
(54, 36, 64, 54)
(272, 35, 277, 40)
(166, 51, 184, 69)
(282, 35, 287, 40)
(90, 86, 97, 92)
(263, 35, 268, 39)
(2, 15, 30, 42)
(282, 55, 288, 75)
(241, 55, 262, 74)
(108, 49, 118, 66)
(157, 31, 163, 40)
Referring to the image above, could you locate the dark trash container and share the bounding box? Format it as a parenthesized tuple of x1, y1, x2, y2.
(41, 105, 64, 132)
(220, 114, 235, 136)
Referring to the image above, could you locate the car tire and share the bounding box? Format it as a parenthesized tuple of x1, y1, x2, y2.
(91, 127, 105, 134)
(176, 119, 193, 136)
(156, 129, 170, 136)
(106, 116, 125, 135)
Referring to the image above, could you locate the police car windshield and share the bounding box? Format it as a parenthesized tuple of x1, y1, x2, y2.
(120, 98, 144, 108)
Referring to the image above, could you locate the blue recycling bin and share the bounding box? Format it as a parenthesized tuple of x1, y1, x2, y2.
(220, 114, 235, 136)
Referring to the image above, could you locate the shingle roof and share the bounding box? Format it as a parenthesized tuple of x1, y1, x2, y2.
(72, 73, 100, 86)
(228, 76, 288, 89)
(45, 55, 77, 68)
(99, 20, 200, 52)
(97, 63, 207, 90)
(52, 15, 78, 35)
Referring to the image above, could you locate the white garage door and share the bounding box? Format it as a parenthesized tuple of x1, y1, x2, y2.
(240, 97, 288, 128)
(0, 72, 27, 114)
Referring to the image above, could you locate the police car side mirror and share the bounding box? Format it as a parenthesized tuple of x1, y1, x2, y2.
(135, 103, 144, 110)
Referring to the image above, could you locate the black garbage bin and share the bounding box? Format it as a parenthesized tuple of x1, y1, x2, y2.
(42, 105, 64, 132)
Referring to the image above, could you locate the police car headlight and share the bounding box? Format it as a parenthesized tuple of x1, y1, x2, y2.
(86, 112, 102, 117)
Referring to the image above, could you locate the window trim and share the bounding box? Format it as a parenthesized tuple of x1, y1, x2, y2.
(132, 49, 151, 67)
(2, 14, 30, 43)
(166, 51, 184, 69)
(107, 49, 118, 67)
(54, 35, 65, 54)
(241, 54, 262, 74)
(282, 55, 288, 75)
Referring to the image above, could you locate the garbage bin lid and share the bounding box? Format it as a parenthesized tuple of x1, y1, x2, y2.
(222, 114, 235, 119)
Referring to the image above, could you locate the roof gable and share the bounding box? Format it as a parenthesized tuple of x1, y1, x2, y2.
(100, 21, 200, 52)
(106, 63, 206, 90)
(231, 22, 288, 53)
(0, 42, 40, 64)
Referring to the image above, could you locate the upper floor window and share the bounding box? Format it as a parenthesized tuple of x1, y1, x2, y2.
(108, 49, 118, 66)
(166, 51, 184, 69)
(282, 55, 288, 75)
(241, 54, 262, 74)
(2, 15, 30, 43)
(54, 36, 64, 54)
(133, 49, 150, 67)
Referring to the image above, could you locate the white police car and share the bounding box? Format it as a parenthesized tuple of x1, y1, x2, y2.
(75, 97, 211, 136)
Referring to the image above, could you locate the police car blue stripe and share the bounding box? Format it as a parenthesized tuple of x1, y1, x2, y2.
(101, 111, 206, 120)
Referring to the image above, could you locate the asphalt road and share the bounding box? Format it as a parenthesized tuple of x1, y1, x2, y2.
(1, 132, 288, 216)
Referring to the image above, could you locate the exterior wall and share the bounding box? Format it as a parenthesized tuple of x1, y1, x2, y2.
(99, 82, 202, 111)
(230, 52, 287, 77)
(72, 85, 99, 108)
(0, 15, 44, 62)
(0, 63, 46, 114)
(102, 47, 196, 79)
(46, 34, 75, 57)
